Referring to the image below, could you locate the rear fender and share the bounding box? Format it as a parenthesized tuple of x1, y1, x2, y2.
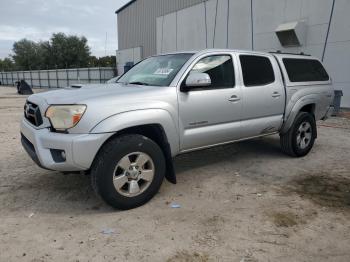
(281, 96, 317, 134)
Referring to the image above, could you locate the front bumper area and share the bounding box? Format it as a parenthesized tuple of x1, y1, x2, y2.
(20, 119, 112, 171)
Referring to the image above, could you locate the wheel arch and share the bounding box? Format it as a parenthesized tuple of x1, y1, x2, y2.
(90, 110, 178, 184)
(281, 97, 317, 134)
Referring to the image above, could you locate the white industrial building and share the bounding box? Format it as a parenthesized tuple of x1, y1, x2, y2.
(115, 0, 350, 107)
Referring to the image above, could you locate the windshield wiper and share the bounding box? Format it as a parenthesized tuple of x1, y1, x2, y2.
(128, 81, 149, 86)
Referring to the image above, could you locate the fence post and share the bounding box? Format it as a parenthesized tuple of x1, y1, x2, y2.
(99, 67, 102, 83)
(11, 71, 14, 86)
(56, 69, 59, 88)
(66, 68, 69, 87)
(38, 70, 41, 88)
(29, 70, 33, 87)
(77, 68, 80, 83)
(47, 69, 50, 88)
(87, 67, 90, 83)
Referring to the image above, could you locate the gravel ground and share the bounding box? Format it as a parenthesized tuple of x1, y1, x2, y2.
(0, 86, 349, 262)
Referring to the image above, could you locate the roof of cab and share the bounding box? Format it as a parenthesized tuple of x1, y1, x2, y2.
(159, 49, 274, 56)
(154, 49, 318, 61)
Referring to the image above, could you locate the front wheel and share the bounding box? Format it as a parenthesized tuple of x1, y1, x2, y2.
(280, 112, 316, 157)
(91, 134, 165, 210)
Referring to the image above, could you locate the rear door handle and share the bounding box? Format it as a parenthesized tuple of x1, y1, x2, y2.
(272, 92, 281, 98)
(228, 95, 240, 102)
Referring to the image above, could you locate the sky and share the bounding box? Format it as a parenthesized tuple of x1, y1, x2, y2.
(0, 0, 131, 59)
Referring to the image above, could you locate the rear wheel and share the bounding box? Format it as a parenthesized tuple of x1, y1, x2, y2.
(91, 134, 165, 210)
(280, 112, 316, 157)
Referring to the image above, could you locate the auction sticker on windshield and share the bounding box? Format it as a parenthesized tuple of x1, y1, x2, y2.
(154, 68, 174, 75)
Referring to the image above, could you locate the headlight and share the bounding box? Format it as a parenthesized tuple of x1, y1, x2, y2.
(45, 105, 87, 131)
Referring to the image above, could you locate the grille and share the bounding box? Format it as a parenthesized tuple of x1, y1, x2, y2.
(24, 101, 43, 127)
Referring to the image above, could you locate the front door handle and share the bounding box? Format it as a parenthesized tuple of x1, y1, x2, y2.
(272, 92, 281, 98)
(228, 95, 240, 102)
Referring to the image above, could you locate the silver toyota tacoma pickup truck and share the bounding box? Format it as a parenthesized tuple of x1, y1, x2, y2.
(21, 49, 334, 209)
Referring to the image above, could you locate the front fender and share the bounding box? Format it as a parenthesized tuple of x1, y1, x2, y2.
(90, 109, 180, 156)
(281, 96, 317, 134)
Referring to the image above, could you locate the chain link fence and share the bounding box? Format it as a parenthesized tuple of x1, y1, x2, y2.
(0, 67, 116, 88)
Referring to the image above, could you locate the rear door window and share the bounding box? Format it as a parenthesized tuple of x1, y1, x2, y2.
(282, 58, 329, 82)
(239, 55, 275, 86)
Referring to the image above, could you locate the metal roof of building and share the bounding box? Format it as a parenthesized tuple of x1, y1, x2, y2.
(115, 0, 137, 14)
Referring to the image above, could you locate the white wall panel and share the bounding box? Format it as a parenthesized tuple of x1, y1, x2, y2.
(301, 0, 333, 25)
(176, 3, 206, 51)
(306, 24, 328, 46)
(156, 16, 163, 54)
(324, 41, 350, 83)
(253, 0, 285, 34)
(227, 0, 252, 49)
(162, 12, 177, 53)
(205, 0, 217, 48)
(327, 0, 350, 42)
(213, 0, 228, 48)
(284, 0, 302, 22)
(323, 0, 350, 107)
(254, 32, 280, 51)
(304, 44, 324, 59)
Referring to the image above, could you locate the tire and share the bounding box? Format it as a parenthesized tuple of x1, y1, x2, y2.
(91, 134, 165, 210)
(280, 112, 316, 157)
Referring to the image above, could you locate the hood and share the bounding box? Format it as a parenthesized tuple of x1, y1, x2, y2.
(26, 83, 177, 133)
(31, 83, 157, 105)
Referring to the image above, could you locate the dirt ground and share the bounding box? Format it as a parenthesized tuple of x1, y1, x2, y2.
(0, 85, 349, 262)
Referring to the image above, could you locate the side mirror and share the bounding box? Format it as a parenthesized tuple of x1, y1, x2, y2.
(183, 73, 211, 91)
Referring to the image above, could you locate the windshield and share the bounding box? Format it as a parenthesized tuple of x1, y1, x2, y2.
(117, 53, 194, 86)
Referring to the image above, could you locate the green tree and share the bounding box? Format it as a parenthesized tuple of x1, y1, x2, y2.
(50, 33, 91, 68)
(39, 40, 54, 69)
(11, 33, 92, 70)
(0, 58, 16, 71)
(7, 33, 116, 71)
(12, 39, 43, 70)
(87, 55, 117, 67)
(88, 56, 99, 67)
(98, 56, 116, 67)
